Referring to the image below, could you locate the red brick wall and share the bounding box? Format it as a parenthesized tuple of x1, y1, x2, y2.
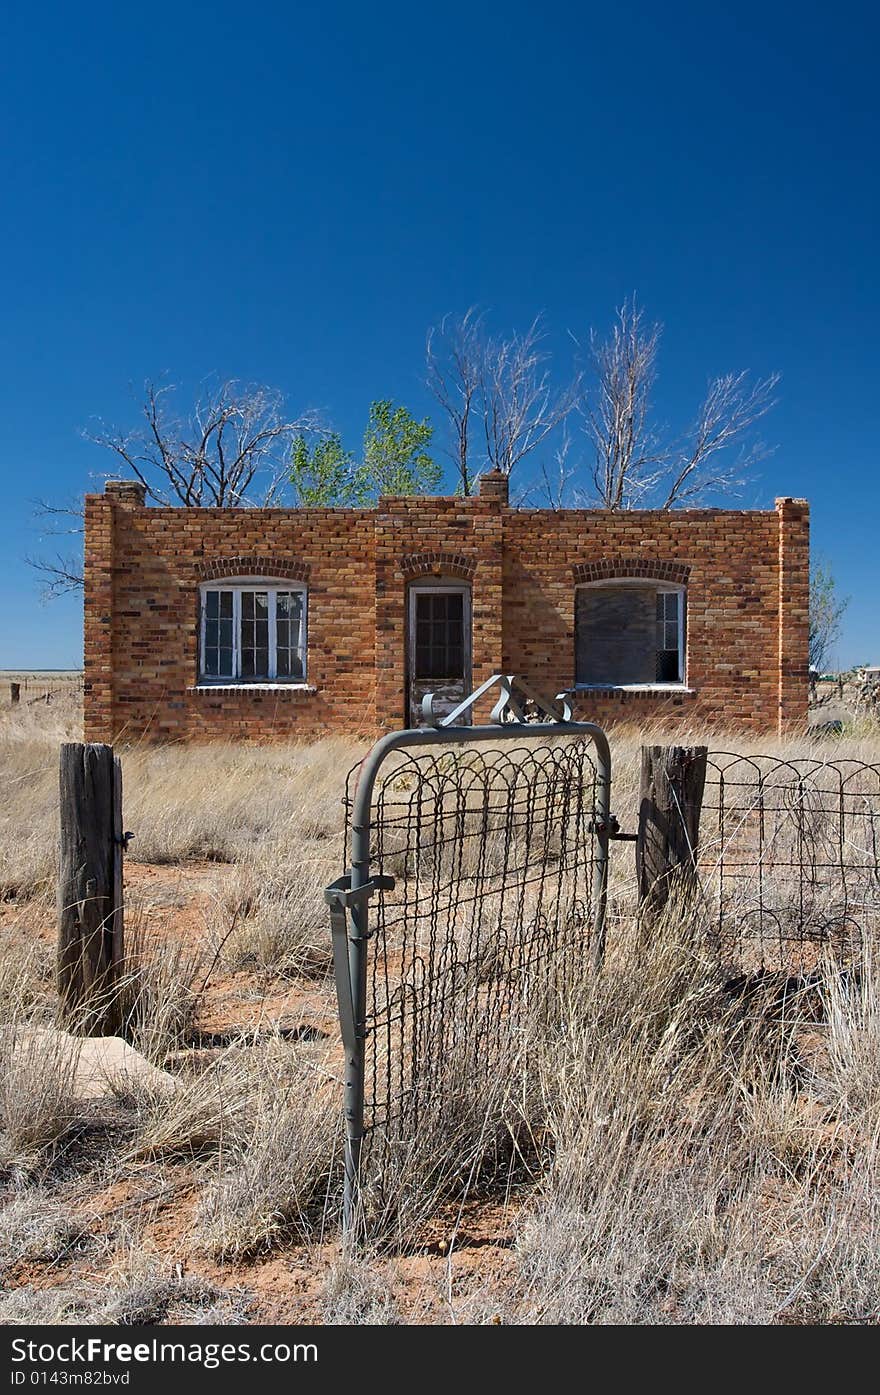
(777, 497, 811, 733)
(501, 504, 803, 733)
(83, 479, 809, 743)
(85, 483, 377, 742)
(374, 495, 504, 730)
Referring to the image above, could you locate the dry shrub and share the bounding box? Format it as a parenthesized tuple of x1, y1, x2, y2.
(0, 1269, 248, 1327)
(761, 1165, 880, 1324)
(92, 1237, 241, 1324)
(121, 737, 358, 866)
(356, 898, 723, 1251)
(130, 1055, 252, 1160)
(357, 998, 553, 1250)
(823, 948, 880, 1120)
(0, 1286, 91, 1325)
(210, 849, 337, 978)
(0, 709, 358, 909)
(0, 1192, 91, 1273)
(114, 913, 204, 1062)
(51, 912, 204, 1064)
(194, 1044, 340, 1258)
(0, 1226, 249, 1326)
(0, 679, 81, 903)
(481, 913, 880, 1324)
(322, 1256, 399, 1324)
(340, 890, 880, 1321)
(0, 932, 54, 1021)
(510, 927, 751, 1317)
(0, 920, 86, 1174)
(0, 1025, 81, 1170)
(0, 758, 60, 904)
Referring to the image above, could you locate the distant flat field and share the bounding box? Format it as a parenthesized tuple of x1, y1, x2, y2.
(0, 670, 82, 679)
(1, 671, 83, 700)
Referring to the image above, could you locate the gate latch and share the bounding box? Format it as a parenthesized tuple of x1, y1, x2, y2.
(588, 813, 638, 842)
(325, 873, 396, 1057)
(324, 873, 396, 913)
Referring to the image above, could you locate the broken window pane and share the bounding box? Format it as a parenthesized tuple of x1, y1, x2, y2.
(201, 585, 306, 683)
(275, 592, 303, 679)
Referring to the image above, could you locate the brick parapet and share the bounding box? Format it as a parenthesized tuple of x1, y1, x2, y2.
(104, 479, 146, 508)
(477, 470, 510, 505)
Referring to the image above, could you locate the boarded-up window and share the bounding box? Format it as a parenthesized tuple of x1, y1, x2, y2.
(576, 583, 684, 686)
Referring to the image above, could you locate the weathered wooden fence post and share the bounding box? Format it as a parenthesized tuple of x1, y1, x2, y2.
(58, 742, 124, 1033)
(10, 682, 20, 704)
(636, 744, 708, 927)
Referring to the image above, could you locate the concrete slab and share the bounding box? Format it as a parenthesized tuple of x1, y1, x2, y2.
(2, 1026, 177, 1101)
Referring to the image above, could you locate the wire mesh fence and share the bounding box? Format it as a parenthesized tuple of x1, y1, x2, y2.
(700, 754, 880, 975)
(332, 734, 880, 1231)
(342, 736, 603, 1207)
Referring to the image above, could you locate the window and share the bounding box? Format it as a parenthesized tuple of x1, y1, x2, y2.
(414, 590, 465, 680)
(655, 590, 682, 682)
(199, 582, 307, 683)
(575, 580, 686, 688)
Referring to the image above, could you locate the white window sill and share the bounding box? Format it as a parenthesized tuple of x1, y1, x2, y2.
(572, 683, 695, 695)
(189, 683, 316, 694)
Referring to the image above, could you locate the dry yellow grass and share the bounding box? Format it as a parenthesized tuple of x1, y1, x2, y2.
(3, 684, 880, 1323)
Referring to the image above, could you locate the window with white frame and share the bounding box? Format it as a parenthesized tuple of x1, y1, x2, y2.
(199, 581, 307, 683)
(575, 580, 686, 688)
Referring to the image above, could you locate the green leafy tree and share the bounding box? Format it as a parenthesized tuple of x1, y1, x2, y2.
(809, 558, 849, 671)
(290, 400, 441, 506)
(290, 432, 363, 506)
(360, 399, 441, 500)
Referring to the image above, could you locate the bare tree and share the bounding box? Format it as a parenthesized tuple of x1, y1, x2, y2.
(537, 428, 579, 510)
(426, 309, 484, 495)
(26, 499, 85, 600)
(661, 371, 779, 508)
(27, 551, 84, 601)
(87, 377, 320, 507)
(481, 317, 578, 477)
(580, 298, 779, 510)
(28, 377, 320, 598)
(426, 310, 578, 487)
(810, 559, 849, 672)
(582, 299, 665, 508)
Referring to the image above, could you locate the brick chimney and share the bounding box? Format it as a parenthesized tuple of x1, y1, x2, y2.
(478, 470, 509, 506)
(104, 479, 146, 508)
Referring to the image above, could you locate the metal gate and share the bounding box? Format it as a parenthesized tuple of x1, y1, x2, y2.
(325, 675, 611, 1237)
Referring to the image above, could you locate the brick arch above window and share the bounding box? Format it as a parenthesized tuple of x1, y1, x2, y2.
(196, 555, 311, 583)
(400, 551, 476, 582)
(572, 557, 691, 586)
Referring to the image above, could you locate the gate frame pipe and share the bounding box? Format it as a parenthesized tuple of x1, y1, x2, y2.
(338, 716, 611, 1239)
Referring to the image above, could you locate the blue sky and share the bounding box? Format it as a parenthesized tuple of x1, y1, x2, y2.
(1, 1, 877, 668)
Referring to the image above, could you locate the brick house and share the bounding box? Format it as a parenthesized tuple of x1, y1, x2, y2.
(83, 472, 809, 743)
